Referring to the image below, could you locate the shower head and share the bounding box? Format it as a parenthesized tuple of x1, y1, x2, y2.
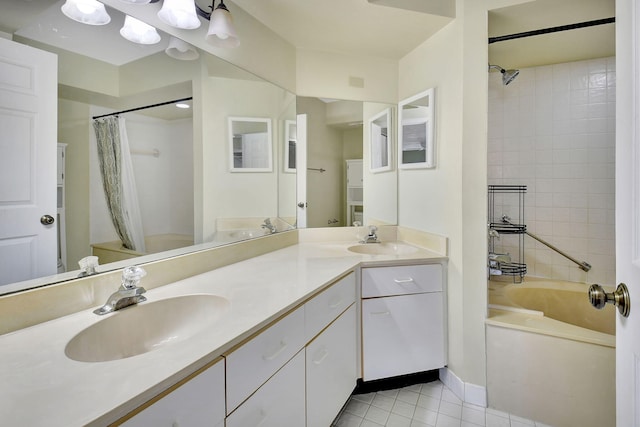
(488, 64, 520, 85)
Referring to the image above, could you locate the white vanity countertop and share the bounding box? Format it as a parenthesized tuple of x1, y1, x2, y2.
(0, 240, 445, 426)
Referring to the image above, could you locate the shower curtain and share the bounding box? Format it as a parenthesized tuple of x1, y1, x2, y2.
(93, 116, 146, 253)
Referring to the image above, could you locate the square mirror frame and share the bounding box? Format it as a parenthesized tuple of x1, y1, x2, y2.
(369, 107, 392, 173)
(229, 117, 273, 172)
(398, 88, 436, 169)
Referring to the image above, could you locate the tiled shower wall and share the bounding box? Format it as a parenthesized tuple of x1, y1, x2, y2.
(488, 57, 615, 285)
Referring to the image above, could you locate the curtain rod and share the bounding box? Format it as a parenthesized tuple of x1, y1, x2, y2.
(92, 97, 193, 120)
(488, 17, 615, 44)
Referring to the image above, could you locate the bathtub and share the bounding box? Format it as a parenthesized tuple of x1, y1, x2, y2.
(486, 277, 615, 427)
(91, 234, 194, 264)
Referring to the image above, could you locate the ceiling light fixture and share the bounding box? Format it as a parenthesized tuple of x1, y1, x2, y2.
(61, 0, 111, 25)
(201, 0, 240, 48)
(158, 0, 201, 30)
(61, 0, 240, 49)
(120, 15, 161, 44)
(165, 36, 200, 60)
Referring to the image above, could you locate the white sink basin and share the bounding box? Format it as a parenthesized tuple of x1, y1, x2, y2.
(347, 242, 419, 255)
(65, 294, 230, 362)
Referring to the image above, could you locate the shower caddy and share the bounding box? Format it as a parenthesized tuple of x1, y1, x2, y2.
(488, 185, 527, 282)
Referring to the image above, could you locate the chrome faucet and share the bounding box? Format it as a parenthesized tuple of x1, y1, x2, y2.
(93, 266, 147, 315)
(261, 218, 277, 234)
(361, 225, 380, 244)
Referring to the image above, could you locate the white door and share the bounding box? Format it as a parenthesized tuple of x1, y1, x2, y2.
(0, 38, 57, 286)
(296, 114, 307, 228)
(616, 1, 640, 425)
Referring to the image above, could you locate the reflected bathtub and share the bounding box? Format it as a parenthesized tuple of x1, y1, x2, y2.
(487, 277, 615, 427)
(91, 234, 194, 264)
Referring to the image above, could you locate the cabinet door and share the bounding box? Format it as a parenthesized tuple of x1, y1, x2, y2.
(362, 293, 445, 381)
(226, 351, 306, 427)
(307, 304, 357, 427)
(226, 306, 305, 413)
(121, 359, 225, 427)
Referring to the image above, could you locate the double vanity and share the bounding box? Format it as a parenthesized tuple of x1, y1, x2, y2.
(0, 227, 447, 426)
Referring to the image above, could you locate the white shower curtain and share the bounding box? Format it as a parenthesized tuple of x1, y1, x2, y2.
(93, 116, 146, 253)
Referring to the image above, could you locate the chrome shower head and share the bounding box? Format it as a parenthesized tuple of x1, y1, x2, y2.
(488, 64, 520, 85)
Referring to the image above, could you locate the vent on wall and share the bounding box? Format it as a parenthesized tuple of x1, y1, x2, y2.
(348, 76, 365, 88)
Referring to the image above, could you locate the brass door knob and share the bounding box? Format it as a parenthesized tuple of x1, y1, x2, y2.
(589, 283, 630, 318)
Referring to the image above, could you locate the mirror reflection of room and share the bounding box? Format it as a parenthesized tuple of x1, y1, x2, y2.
(296, 97, 363, 228)
(0, 1, 297, 291)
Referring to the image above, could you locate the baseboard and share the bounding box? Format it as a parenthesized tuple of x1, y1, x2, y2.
(353, 370, 440, 394)
(438, 367, 487, 407)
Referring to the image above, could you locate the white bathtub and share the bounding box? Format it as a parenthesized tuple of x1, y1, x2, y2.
(486, 277, 615, 427)
(91, 234, 194, 264)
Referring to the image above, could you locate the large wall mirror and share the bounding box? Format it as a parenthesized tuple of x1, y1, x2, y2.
(0, 2, 296, 294)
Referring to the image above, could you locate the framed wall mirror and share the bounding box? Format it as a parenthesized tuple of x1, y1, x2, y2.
(369, 107, 392, 173)
(284, 119, 296, 173)
(398, 88, 435, 169)
(229, 117, 273, 172)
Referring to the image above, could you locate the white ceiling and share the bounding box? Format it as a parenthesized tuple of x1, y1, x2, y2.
(231, 0, 453, 60)
(0, 0, 616, 71)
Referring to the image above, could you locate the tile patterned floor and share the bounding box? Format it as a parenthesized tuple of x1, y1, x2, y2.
(332, 380, 554, 427)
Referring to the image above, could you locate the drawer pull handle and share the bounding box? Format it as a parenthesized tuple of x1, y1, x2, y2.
(371, 311, 391, 316)
(394, 277, 414, 284)
(312, 348, 329, 365)
(328, 298, 343, 309)
(263, 340, 288, 361)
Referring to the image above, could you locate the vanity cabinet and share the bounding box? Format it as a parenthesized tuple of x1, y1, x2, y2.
(361, 263, 446, 381)
(120, 272, 358, 427)
(225, 305, 306, 413)
(120, 358, 225, 427)
(226, 351, 306, 427)
(227, 272, 357, 426)
(306, 304, 357, 427)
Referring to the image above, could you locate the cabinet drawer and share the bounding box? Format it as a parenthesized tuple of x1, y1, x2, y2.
(226, 305, 305, 413)
(306, 304, 357, 427)
(305, 272, 355, 341)
(121, 358, 225, 427)
(362, 293, 445, 381)
(362, 264, 442, 297)
(226, 350, 306, 427)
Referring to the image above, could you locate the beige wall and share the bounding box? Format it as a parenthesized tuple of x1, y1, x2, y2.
(58, 99, 91, 271)
(342, 128, 363, 160)
(296, 49, 398, 103)
(397, 0, 523, 388)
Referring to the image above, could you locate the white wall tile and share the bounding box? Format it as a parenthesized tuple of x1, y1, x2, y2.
(487, 57, 616, 284)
